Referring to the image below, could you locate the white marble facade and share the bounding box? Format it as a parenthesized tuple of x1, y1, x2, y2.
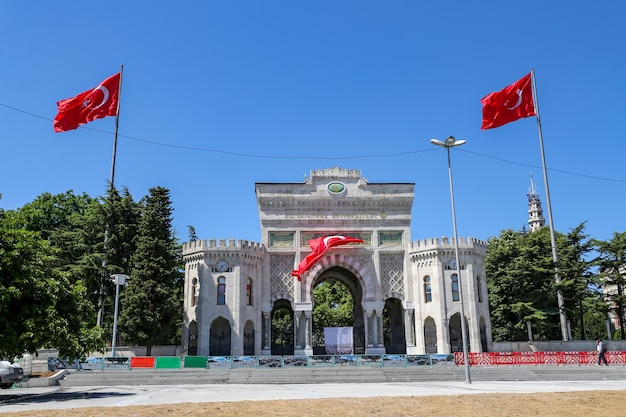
(182, 168, 492, 356)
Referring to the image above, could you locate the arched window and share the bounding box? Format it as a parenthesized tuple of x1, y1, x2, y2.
(217, 276, 226, 305)
(423, 276, 432, 303)
(451, 274, 459, 301)
(191, 277, 198, 307)
(476, 275, 483, 303)
(246, 278, 253, 306)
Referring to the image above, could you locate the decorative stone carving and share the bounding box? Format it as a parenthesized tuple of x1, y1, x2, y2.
(270, 254, 295, 298)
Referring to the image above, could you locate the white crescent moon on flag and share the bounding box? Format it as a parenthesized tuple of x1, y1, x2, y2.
(86, 86, 110, 110)
(323, 236, 345, 247)
(505, 89, 523, 110)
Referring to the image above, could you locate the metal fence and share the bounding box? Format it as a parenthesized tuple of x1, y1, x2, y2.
(48, 353, 455, 371)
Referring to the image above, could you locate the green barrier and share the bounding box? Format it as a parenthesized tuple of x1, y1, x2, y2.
(184, 356, 207, 368)
(155, 356, 181, 369)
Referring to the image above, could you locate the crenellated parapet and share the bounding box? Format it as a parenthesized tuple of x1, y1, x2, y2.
(408, 236, 487, 263)
(183, 239, 264, 254)
(182, 238, 266, 263)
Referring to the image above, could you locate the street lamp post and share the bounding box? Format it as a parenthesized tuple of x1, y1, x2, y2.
(110, 274, 128, 357)
(430, 136, 471, 384)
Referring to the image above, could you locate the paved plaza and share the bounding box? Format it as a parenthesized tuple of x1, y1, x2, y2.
(1, 368, 625, 413)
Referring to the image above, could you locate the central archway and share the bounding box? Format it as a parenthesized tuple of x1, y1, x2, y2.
(312, 266, 365, 354)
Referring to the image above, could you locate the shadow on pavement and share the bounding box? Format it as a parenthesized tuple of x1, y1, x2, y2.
(0, 389, 133, 405)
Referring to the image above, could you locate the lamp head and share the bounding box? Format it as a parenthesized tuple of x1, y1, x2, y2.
(446, 136, 466, 147)
(431, 137, 467, 148)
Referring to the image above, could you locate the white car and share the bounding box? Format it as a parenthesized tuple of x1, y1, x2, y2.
(0, 360, 24, 389)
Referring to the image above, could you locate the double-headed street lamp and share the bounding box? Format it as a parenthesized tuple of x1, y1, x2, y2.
(430, 136, 471, 384)
(110, 274, 128, 357)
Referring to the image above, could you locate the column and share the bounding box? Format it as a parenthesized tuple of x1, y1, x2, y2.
(294, 312, 302, 349)
(405, 309, 415, 346)
(305, 311, 312, 349)
(262, 311, 271, 350)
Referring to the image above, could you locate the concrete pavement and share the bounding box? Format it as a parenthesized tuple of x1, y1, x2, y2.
(2, 378, 626, 413)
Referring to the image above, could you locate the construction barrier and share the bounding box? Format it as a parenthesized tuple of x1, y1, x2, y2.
(130, 356, 155, 369)
(50, 351, 626, 372)
(155, 356, 181, 369)
(454, 351, 626, 366)
(183, 355, 207, 368)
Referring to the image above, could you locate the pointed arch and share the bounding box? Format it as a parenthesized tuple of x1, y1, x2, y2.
(480, 315, 488, 352)
(188, 320, 198, 356)
(383, 298, 406, 354)
(209, 316, 231, 356)
(243, 319, 255, 355)
(271, 299, 294, 355)
(300, 253, 374, 303)
(424, 316, 437, 354)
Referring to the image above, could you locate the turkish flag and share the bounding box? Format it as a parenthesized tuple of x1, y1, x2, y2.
(292, 236, 364, 280)
(481, 72, 536, 130)
(54, 72, 121, 132)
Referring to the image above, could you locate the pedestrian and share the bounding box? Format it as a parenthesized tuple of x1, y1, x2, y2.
(596, 339, 608, 366)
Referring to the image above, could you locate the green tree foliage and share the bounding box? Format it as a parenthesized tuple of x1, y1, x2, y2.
(0, 206, 104, 359)
(312, 281, 353, 346)
(487, 224, 603, 342)
(486, 228, 559, 341)
(10, 191, 106, 318)
(557, 223, 600, 340)
(313, 281, 354, 327)
(592, 231, 626, 339)
(102, 187, 140, 276)
(97, 187, 140, 331)
(187, 225, 198, 242)
(118, 187, 183, 355)
(271, 308, 293, 350)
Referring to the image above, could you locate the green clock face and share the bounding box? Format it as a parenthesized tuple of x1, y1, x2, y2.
(216, 259, 229, 272)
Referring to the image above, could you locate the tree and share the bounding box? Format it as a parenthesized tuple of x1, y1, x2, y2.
(557, 223, 599, 340)
(486, 228, 562, 341)
(312, 280, 353, 347)
(592, 231, 626, 339)
(0, 206, 104, 359)
(118, 187, 183, 355)
(97, 187, 140, 331)
(9, 191, 106, 323)
(187, 225, 198, 242)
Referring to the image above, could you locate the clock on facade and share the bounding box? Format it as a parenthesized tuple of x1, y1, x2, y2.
(216, 259, 229, 272)
(447, 258, 457, 270)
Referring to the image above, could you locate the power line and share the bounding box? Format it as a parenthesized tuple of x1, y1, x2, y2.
(2, 102, 625, 183)
(460, 149, 626, 183)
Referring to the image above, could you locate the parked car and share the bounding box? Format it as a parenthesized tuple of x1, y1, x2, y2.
(0, 360, 24, 389)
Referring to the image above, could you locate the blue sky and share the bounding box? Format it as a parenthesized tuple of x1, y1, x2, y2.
(1, 1, 625, 245)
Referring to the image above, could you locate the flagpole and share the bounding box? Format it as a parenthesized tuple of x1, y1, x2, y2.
(109, 63, 124, 188)
(531, 69, 569, 341)
(97, 64, 124, 327)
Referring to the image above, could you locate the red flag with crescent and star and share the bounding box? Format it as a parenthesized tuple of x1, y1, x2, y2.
(292, 235, 364, 280)
(480, 72, 536, 130)
(54, 72, 121, 132)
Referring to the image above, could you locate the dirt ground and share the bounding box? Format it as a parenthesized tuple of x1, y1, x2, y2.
(3, 390, 624, 417)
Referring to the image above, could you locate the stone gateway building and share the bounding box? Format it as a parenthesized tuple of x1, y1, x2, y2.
(182, 167, 492, 356)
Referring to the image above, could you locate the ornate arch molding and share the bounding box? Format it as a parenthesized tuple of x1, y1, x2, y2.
(383, 291, 404, 302)
(271, 293, 295, 305)
(300, 253, 374, 302)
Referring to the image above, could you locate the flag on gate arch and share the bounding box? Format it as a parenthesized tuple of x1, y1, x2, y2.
(292, 236, 364, 280)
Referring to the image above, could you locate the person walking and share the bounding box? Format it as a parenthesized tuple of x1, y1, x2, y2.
(596, 339, 609, 366)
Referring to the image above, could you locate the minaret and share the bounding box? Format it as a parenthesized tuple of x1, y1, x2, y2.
(527, 173, 545, 232)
